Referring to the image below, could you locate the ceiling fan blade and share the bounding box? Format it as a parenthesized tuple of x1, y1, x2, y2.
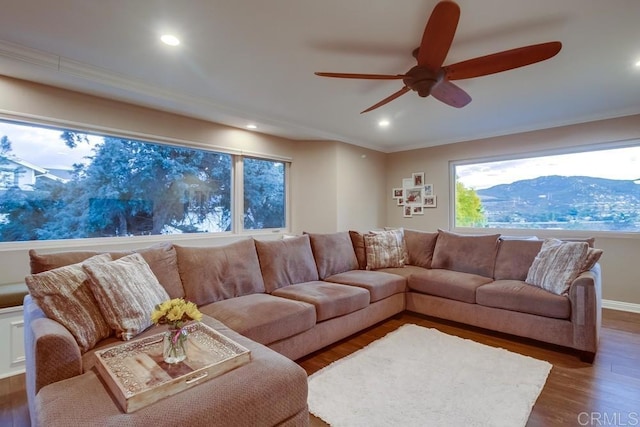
(430, 80, 471, 108)
(315, 72, 406, 80)
(445, 41, 562, 80)
(361, 87, 411, 113)
(417, 0, 460, 69)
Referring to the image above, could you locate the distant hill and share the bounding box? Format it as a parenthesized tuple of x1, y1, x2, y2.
(476, 175, 640, 230)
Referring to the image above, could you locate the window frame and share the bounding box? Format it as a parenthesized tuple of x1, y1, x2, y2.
(0, 115, 291, 249)
(449, 138, 640, 240)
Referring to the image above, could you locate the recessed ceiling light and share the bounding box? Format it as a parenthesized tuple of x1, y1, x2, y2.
(160, 34, 180, 46)
(246, 124, 258, 130)
(635, 59, 640, 67)
(378, 119, 390, 127)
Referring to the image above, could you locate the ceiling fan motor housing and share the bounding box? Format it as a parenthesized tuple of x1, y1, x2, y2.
(403, 66, 444, 97)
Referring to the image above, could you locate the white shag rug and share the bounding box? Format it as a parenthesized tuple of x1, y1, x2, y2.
(308, 324, 552, 427)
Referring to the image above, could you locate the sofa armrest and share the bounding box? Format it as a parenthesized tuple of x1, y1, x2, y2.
(31, 317, 83, 392)
(567, 263, 602, 354)
(24, 296, 82, 401)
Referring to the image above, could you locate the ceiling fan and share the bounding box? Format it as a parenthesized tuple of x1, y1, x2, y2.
(315, 0, 562, 113)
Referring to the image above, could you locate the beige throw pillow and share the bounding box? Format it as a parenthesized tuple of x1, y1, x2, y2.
(525, 238, 589, 295)
(582, 247, 603, 272)
(25, 254, 113, 353)
(364, 229, 405, 270)
(84, 253, 170, 340)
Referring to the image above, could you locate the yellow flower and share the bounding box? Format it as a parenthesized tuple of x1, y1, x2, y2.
(151, 298, 202, 327)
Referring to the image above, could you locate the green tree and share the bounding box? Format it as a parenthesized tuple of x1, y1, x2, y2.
(69, 136, 232, 237)
(243, 158, 285, 229)
(456, 181, 486, 227)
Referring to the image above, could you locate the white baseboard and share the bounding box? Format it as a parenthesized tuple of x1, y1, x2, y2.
(602, 299, 640, 314)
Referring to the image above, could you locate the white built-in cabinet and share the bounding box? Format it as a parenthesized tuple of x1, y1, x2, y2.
(0, 306, 25, 378)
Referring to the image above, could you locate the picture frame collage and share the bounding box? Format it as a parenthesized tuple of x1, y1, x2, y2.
(392, 172, 437, 218)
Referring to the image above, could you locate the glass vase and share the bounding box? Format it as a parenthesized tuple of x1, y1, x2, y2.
(163, 326, 188, 364)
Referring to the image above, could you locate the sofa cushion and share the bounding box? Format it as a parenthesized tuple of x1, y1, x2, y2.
(175, 239, 265, 306)
(29, 243, 185, 299)
(255, 235, 319, 292)
(377, 265, 428, 279)
(271, 281, 370, 322)
(349, 230, 367, 270)
(364, 229, 405, 270)
(307, 231, 359, 279)
(431, 230, 500, 278)
(25, 254, 113, 353)
(408, 269, 493, 304)
(525, 238, 589, 295)
(493, 239, 543, 281)
(198, 294, 316, 345)
(476, 280, 571, 319)
(83, 253, 170, 340)
(325, 270, 406, 302)
(403, 229, 439, 268)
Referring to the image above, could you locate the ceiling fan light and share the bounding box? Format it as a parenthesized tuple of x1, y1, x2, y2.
(378, 120, 390, 127)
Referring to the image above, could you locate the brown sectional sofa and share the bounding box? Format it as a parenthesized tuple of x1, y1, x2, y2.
(23, 229, 602, 426)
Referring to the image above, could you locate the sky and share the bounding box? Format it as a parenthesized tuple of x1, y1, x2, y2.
(456, 146, 640, 190)
(0, 121, 100, 169)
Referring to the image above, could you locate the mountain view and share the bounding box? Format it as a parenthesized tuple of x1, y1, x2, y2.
(476, 175, 640, 231)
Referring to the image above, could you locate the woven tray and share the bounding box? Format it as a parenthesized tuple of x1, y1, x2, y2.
(95, 322, 251, 413)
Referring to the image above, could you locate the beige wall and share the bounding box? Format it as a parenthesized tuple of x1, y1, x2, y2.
(290, 140, 387, 234)
(290, 140, 339, 233)
(387, 114, 640, 305)
(336, 143, 387, 232)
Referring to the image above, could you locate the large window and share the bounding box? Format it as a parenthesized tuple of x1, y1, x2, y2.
(0, 119, 288, 242)
(453, 144, 640, 232)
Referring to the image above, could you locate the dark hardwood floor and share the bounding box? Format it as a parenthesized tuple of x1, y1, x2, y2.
(2, 309, 639, 427)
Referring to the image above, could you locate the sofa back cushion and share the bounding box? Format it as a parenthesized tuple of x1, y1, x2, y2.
(175, 239, 265, 306)
(493, 239, 544, 280)
(307, 231, 358, 279)
(431, 230, 500, 278)
(29, 243, 185, 299)
(403, 229, 439, 268)
(255, 234, 319, 292)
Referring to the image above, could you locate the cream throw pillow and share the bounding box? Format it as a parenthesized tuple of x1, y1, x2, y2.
(84, 252, 170, 340)
(25, 254, 113, 353)
(364, 229, 405, 270)
(525, 238, 589, 295)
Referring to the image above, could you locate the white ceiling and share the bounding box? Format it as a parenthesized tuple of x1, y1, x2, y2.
(1, 0, 639, 153)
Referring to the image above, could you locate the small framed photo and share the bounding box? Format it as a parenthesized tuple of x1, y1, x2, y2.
(392, 188, 404, 198)
(412, 172, 424, 187)
(423, 183, 434, 196)
(404, 187, 423, 205)
(412, 206, 424, 215)
(403, 205, 413, 217)
(397, 197, 404, 206)
(402, 178, 413, 188)
(424, 195, 437, 208)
